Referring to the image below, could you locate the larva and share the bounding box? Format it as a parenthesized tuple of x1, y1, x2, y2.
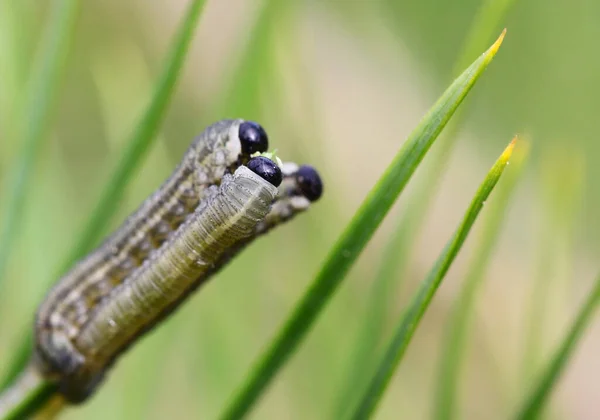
(27, 120, 323, 404)
(35, 119, 267, 346)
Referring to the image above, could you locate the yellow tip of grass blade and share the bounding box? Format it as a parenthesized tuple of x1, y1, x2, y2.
(487, 28, 507, 60)
(501, 135, 517, 163)
(219, 30, 508, 420)
(348, 136, 520, 419)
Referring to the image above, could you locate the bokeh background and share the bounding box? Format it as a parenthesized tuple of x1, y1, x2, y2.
(0, 0, 598, 419)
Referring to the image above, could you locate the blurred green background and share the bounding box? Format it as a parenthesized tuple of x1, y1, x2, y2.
(0, 0, 597, 419)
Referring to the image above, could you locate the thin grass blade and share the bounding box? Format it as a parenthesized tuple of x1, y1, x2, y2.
(0, 0, 80, 294)
(0, 367, 55, 420)
(515, 272, 600, 420)
(0, 2, 29, 146)
(521, 149, 584, 383)
(433, 140, 530, 420)
(218, 31, 506, 420)
(349, 138, 516, 420)
(333, 3, 519, 413)
(61, 0, 207, 267)
(213, 1, 286, 119)
(0, 0, 207, 404)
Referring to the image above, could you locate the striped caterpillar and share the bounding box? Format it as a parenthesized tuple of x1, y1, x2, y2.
(27, 120, 323, 403)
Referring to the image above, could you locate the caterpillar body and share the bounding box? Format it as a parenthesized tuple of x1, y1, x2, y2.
(25, 120, 323, 403)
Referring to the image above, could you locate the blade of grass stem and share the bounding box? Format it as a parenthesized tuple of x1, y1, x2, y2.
(0, 338, 33, 394)
(433, 140, 529, 420)
(213, 0, 285, 119)
(0, 366, 55, 420)
(0, 2, 29, 146)
(453, 0, 519, 75)
(514, 272, 600, 420)
(62, 0, 207, 267)
(333, 3, 518, 413)
(521, 232, 555, 381)
(0, 0, 207, 402)
(218, 31, 506, 420)
(521, 150, 584, 383)
(350, 138, 516, 420)
(0, 0, 80, 294)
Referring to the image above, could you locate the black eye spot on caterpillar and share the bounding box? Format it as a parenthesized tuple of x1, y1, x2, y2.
(238, 121, 269, 155)
(247, 156, 283, 187)
(295, 165, 323, 202)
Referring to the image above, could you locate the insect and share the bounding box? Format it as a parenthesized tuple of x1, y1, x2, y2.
(25, 120, 323, 403)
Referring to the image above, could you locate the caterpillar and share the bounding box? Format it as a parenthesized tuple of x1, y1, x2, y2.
(26, 120, 323, 403)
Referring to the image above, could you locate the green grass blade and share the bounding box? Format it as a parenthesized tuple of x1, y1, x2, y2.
(0, 2, 29, 142)
(453, 0, 519, 75)
(433, 139, 530, 420)
(514, 272, 600, 420)
(384, 0, 520, 270)
(0, 367, 55, 420)
(0, 0, 206, 400)
(0, 0, 80, 293)
(521, 149, 584, 383)
(61, 0, 207, 267)
(384, 0, 519, 272)
(350, 138, 516, 420)
(213, 0, 285, 119)
(332, 4, 519, 413)
(0, 338, 32, 393)
(218, 31, 506, 420)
